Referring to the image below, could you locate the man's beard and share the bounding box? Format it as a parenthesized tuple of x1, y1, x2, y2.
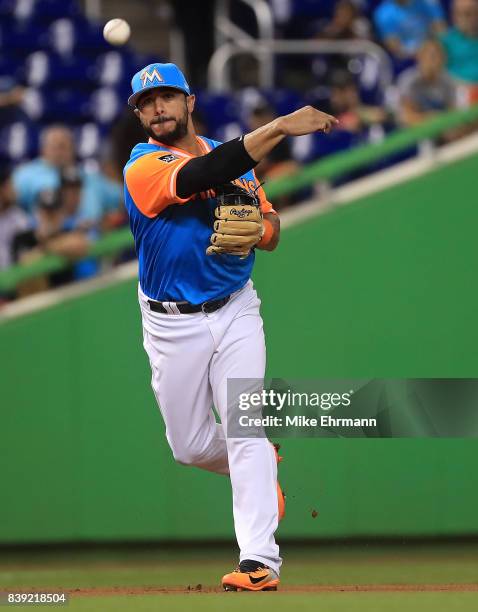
(142, 106, 189, 145)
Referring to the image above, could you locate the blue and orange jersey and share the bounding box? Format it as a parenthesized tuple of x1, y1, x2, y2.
(123, 136, 275, 304)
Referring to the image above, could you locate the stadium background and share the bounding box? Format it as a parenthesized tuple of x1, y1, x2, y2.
(1, 0, 478, 610)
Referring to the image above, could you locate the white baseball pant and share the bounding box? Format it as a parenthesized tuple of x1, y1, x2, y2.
(138, 280, 282, 574)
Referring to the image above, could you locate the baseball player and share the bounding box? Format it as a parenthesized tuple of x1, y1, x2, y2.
(124, 62, 338, 591)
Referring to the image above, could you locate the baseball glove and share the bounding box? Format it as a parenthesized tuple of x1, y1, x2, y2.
(206, 183, 263, 258)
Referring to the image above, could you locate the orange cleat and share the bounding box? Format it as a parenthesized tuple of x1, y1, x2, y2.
(272, 443, 286, 521)
(222, 560, 280, 591)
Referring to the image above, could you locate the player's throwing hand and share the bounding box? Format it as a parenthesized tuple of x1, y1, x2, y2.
(276, 106, 339, 136)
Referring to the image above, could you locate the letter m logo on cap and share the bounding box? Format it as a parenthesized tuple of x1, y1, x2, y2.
(140, 68, 164, 88)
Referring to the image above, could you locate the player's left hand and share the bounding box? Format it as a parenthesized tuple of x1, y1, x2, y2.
(206, 184, 263, 258)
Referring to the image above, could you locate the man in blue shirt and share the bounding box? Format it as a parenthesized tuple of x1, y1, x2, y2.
(374, 0, 446, 58)
(13, 125, 122, 224)
(440, 0, 478, 84)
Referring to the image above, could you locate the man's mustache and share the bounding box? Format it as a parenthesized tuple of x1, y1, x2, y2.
(151, 117, 176, 125)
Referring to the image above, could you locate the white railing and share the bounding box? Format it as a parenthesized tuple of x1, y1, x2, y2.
(211, 0, 393, 96)
(214, 0, 274, 43)
(214, 0, 275, 86)
(208, 38, 393, 93)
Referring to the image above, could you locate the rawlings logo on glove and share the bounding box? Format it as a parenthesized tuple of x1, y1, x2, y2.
(229, 207, 254, 219)
(206, 183, 264, 258)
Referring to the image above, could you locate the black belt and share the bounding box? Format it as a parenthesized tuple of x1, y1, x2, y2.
(148, 295, 231, 315)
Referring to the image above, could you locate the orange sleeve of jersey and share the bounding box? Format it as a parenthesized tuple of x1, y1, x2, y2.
(252, 170, 276, 215)
(125, 151, 194, 218)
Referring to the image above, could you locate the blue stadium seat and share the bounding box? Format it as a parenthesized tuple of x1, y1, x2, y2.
(43, 16, 110, 57)
(0, 0, 16, 19)
(0, 0, 80, 23)
(19, 87, 45, 121)
(74, 122, 110, 160)
(0, 120, 38, 162)
(233, 87, 305, 128)
(2, 22, 49, 55)
(72, 18, 110, 52)
(291, 132, 321, 164)
(315, 129, 361, 157)
(0, 54, 20, 79)
(48, 54, 91, 84)
(290, 128, 364, 165)
(92, 51, 139, 88)
(39, 89, 91, 123)
(264, 88, 306, 115)
(274, 0, 336, 38)
(30, 0, 80, 21)
(88, 88, 122, 125)
(20, 52, 91, 88)
(21, 51, 52, 87)
(214, 122, 245, 143)
(194, 92, 243, 134)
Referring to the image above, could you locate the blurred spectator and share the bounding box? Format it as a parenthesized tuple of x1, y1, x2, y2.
(440, 0, 478, 102)
(13, 166, 96, 297)
(0, 80, 25, 113)
(59, 165, 83, 219)
(0, 77, 27, 130)
(248, 103, 300, 180)
(374, 0, 446, 59)
(0, 77, 32, 164)
(170, 0, 215, 89)
(192, 110, 209, 138)
(109, 108, 147, 182)
(14, 190, 87, 262)
(318, 0, 372, 40)
(327, 71, 389, 133)
(397, 39, 458, 125)
(0, 166, 30, 270)
(312, 0, 373, 87)
(247, 103, 300, 209)
(13, 125, 122, 223)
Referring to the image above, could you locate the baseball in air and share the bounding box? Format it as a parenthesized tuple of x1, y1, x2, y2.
(103, 18, 131, 46)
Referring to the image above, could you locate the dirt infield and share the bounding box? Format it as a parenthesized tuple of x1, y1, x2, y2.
(12, 584, 478, 597)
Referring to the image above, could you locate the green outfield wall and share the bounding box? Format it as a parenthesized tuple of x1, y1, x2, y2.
(1, 154, 478, 543)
